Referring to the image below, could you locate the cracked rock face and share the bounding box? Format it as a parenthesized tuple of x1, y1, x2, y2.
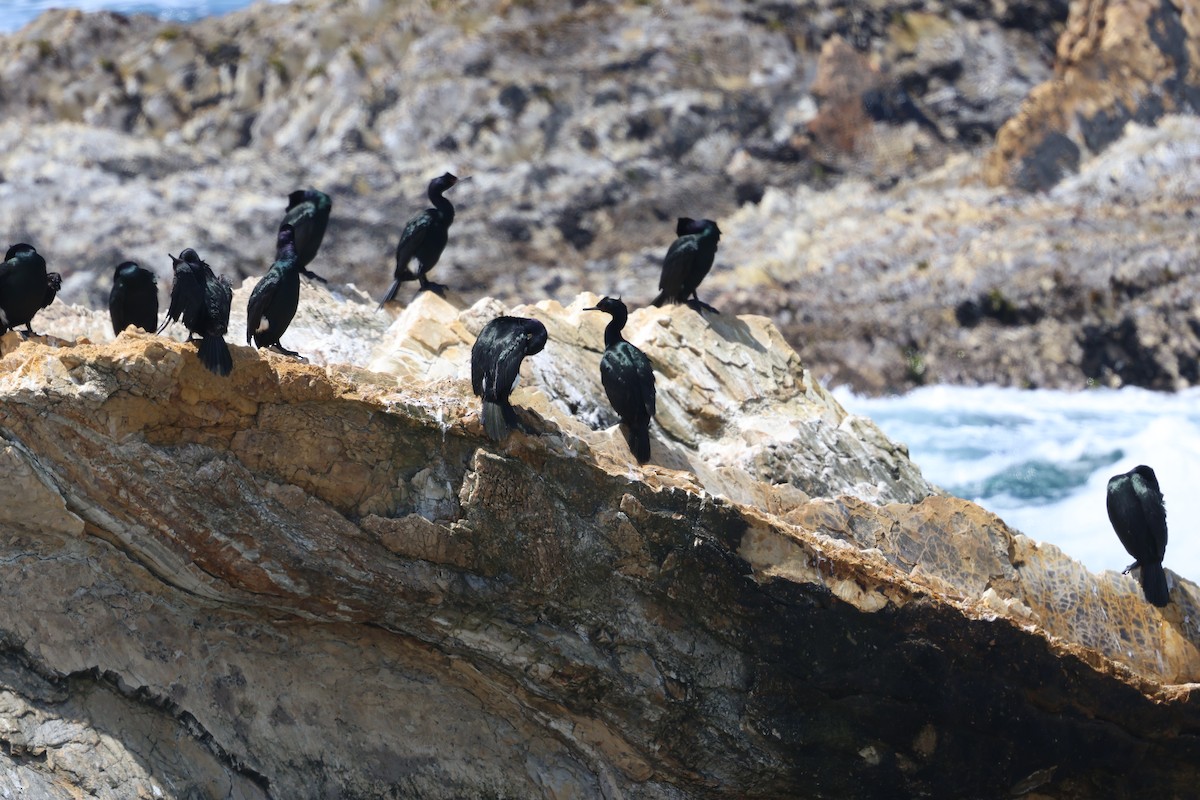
(0, 293, 1198, 797)
(986, 0, 1200, 190)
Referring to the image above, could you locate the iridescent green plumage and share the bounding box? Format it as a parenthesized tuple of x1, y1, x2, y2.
(587, 297, 656, 462)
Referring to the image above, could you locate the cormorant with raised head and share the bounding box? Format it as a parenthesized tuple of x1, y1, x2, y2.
(471, 316, 548, 441)
(159, 247, 234, 376)
(280, 188, 332, 283)
(109, 261, 158, 335)
(586, 296, 656, 463)
(0, 243, 57, 336)
(379, 172, 461, 306)
(652, 217, 721, 313)
(1106, 464, 1170, 607)
(247, 225, 305, 359)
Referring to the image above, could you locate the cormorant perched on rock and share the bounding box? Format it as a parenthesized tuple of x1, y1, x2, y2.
(281, 188, 332, 283)
(159, 247, 234, 376)
(247, 225, 305, 359)
(651, 217, 721, 313)
(1106, 464, 1170, 607)
(109, 261, 158, 335)
(379, 172, 460, 306)
(586, 296, 656, 463)
(471, 316, 548, 441)
(0, 243, 57, 336)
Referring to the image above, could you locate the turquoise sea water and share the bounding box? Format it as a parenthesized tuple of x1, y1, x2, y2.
(0, 1, 279, 32)
(835, 384, 1200, 583)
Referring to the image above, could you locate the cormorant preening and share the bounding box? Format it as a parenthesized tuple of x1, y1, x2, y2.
(0, 243, 57, 336)
(159, 247, 234, 376)
(379, 172, 460, 306)
(471, 316, 548, 441)
(281, 188, 332, 283)
(247, 225, 305, 359)
(586, 297, 656, 463)
(652, 217, 721, 313)
(1106, 465, 1170, 607)
(109, 261, 158, 335)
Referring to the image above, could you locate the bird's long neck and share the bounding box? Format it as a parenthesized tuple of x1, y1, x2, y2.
(278, 240, 298, 267)
(603, 311, 627, 348)
(431, 189, 455, 224)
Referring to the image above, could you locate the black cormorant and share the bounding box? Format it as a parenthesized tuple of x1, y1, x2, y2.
(0, 243, 57, 336)
(109, 261, 159, 335)
(247, 225, 304, 359)
(159, 247, 234, 376)
(1106, 464, 1170, 607)
(652, 217, 721, 313)
(586, 297, 656, 463)
(471, 316, 548, 441)
(281, 188, 332, 283)
(379, 172, 460, 306)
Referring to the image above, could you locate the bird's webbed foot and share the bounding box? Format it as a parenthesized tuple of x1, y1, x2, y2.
(268, 343, 308, 362)
(418, 277, 448, 296)
(301, 269, 328, 284)
(687, 297, 720, 314)
(1122, 561, 1140, 575)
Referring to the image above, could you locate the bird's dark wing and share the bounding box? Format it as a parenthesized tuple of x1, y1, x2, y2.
(394, 211, 435, 278)
(206, 273, 233, 336)
(633, 347, 656, 418)
(1132, 472, 1168, 560)
(659, 235, 698, 294)
(601, 343, 656, 421)
(42, 273, 62, 309)
(165, 265, 202, 323)
(246, 270, 279, 343)
(487, 328, 534, 401)
(109, 281, 128, 333)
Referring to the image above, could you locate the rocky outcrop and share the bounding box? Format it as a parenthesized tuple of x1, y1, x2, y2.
(0, 292, 1198, 797)
(0, 0, 1061, 311)
(986, 0, 1200, 190)
(714, 114, 1200, 393)
(1, 0, 1197, 393)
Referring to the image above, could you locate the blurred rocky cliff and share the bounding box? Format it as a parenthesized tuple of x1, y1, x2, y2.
(1, 292, 1199, 797)
(7, 0, 1196, 395)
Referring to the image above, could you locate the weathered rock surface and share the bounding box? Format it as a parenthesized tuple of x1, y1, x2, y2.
(4, 0, 1199, 394)
(0, 293, 1198, 797)
(986, 0, 1200, 190)
(715, 114, 1200, 393)
(0, 0, 1063, 388)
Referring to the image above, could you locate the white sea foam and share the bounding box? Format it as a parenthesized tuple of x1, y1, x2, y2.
(0, 0, 289, 33)
(834, 385, 1200, 583)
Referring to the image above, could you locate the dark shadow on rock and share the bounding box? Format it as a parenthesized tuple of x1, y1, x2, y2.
(706, 312, 768, 353)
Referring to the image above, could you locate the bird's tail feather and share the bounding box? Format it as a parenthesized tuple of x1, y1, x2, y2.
(650, 291, 667, 308)
(377, 279, 402, 310)
(482, 400, 511, 441)
(199, 335, 233, 377)
(1141, 562, 1170, 607)
(627, 422, 651, 464)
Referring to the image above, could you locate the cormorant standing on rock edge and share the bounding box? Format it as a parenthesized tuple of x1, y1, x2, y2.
(109, 261, 159, 335)
(379, 172, 461, 306)
(1106, 464, 1170, 607)
(159, 248, 234, 376)
(652, 217, 721, 313)
(586, 297, 656, 463)
(281, 188, 332, 283)
(0, 243, 58, 336)
(247, 225, 305, 359)
(471, 316, 548, 441)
